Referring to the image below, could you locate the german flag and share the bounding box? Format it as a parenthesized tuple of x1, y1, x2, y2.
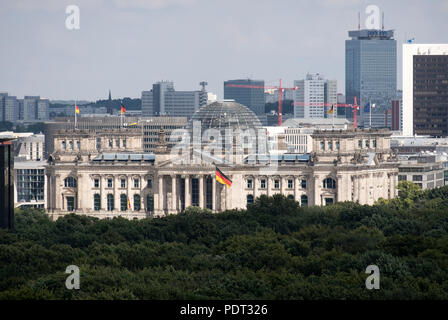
(121, 104, 126, 114)
(216, 167, 232, 188)
(127, 197, 131, 210)
(75, 105, 80, 114)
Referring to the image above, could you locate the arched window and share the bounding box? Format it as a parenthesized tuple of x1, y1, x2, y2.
(62, 141, 66, 150)
(64, 177, 77, 188)
(69, 141, 74, 150)
(246, 194, 254, 206)
(146, 195, 154, 212)
(287, 195, 294, 201)
(301, 195, 308, 207)
(120, 194, 128, 211)
(93, 194, 101, 211)
(107, 194, 114, 211)
(323, 178, 337, 189)
(320, 141, 325, 150)
(134, 194, 141, 211)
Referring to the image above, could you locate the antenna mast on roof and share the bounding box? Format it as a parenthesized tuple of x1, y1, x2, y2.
(358, 12, 360, 30)
(382, 12, 385, 30)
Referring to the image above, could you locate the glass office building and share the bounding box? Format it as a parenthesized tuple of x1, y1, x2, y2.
(0, 137, 14, 230)
(224, 79, 265, 116)
(344, 30, 397, 122)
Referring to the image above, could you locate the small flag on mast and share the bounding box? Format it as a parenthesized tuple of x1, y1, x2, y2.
(121, 104, 126, 114)
(127, 197, 131, 210)
(216, 167, 232, 188)
(327, 104, 334, 114)
(75, 105, 80, 114)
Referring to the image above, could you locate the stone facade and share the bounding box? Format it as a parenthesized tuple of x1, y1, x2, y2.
(46, 128, 399, 220)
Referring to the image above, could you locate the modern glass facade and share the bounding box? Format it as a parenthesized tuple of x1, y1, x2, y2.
(0, 139, 14, 229)
(16, 168, 45, 202)
(224, 79, 265, 115)
(345, 30, 397, 122)
(413, 55, 448, 136)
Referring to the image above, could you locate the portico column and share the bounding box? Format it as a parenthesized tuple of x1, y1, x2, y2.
(199, 175, 204, 208)
(253, 177, 258, 201)
(294, 176, 299, 201)
(358, 175, 363, 204)
(212, 177, 216, 212)
(158, 175, 164, 214)
(337, 174, 343, 202)
(353, 176, 359, 202)
(313, 176, 320, 206)
(185, 175, 191, 208)
(171, 175, 177, 212)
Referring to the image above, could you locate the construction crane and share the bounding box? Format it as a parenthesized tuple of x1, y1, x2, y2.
(293, 96, 361, 129)
(225, 79, 298, 126)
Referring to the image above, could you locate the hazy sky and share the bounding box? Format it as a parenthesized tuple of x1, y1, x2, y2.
(1, 0, 447, 101)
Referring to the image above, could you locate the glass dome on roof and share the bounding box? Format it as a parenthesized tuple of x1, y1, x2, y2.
(187, 101, 262, 132)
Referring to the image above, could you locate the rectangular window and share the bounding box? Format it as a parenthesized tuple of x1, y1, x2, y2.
(260, 179, 266, 189)
(247, 179, 253, 189)
(134, 179, 140, 188)
(301, 179, 307, 189)
(108, 178, 113, 188)
(398, 175, 407, 181)
(274, 180, 280, 189)
(121, 179, 126, 188)
(123, 139, 127, 148)
(412, 175, 423, 182)
(94, 195, 101, 211)
(94, 179, 99, 188)
(116, 139, 120, 148)
(288, 179, 293, 189)
(147, 179, 152, 188)
(67, 197, 75, 212)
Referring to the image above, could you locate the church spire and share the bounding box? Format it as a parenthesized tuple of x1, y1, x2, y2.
(108, 89, 111, 101)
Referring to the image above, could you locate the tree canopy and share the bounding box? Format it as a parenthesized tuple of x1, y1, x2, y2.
(1, 183, 448, 300)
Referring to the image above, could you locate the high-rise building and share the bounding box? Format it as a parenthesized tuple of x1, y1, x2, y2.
(0, 93, 7, 122)
(345, 29, 397, 123)
(0, 136, 14, 230)
(37, 99, 50, 121)
(23, 96, 40, 121)
(224, 79, 265, 115)
(293, 73, 337, 118)
(403, 44, 448, 136)
(142, 81, 207, 118)
(5, 96, 19, 122)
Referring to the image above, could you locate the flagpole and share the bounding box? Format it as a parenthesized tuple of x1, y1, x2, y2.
(120, 100, 123, 129)
(75, 100, 77, 130)
(369, 100, 372, 128)
(331, 104, 334, 130)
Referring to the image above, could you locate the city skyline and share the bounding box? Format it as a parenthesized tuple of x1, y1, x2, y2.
(1, 0, 448, 101)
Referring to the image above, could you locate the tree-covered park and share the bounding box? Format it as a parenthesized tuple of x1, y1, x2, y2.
(1, 181, 448, 300)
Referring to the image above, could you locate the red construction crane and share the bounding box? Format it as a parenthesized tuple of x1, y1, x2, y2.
(225, 79, 298, 126)
(293, 96, 360, 129)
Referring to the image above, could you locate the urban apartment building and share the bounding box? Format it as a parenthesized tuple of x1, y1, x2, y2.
(141, 81, 207, 118)
(44, 116, 188, 156)
(224, 79, 266, 116)
(293, 73, 337, 118)
(45, 101, 399, 220)
(1, 93, 49, 122)
(402, 44, 448, 136)
(345, 29, 397, 125)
